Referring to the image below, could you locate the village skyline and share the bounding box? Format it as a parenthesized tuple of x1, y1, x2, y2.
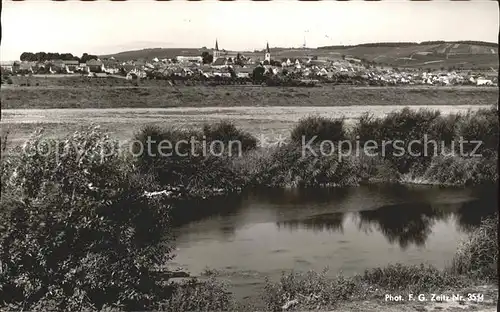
(1, 0, 498, 61)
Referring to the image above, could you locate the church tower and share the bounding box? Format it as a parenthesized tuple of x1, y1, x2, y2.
(213, 39, 220, 63)
(264, 42, 271, 63)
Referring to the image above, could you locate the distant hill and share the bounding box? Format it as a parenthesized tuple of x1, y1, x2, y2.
(101, 48, 206, 60)
(101, 41, 498, 69)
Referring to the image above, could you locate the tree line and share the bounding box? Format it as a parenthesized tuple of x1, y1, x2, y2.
(19, 52, 99, 63)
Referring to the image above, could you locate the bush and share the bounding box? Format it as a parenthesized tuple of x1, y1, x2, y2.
(379, 108, 443, 173)
(419, 154, 498, 186)
(157, 277, 233, 311)
(451, 215, 498, 282)
(456, 107, 499, 156)
(263, 269, 359, 312)
(202, 120, 257, 154)
(353, 112, 383, 144)
(352, 107, 500, 176)
(361, 263, 467, 294)
(253, 143, 360, 188)
(133, 125, 245, 195)
(291, 116, 346, 144)
(0, 127, 176, 311)
(354, 108, 468, 174)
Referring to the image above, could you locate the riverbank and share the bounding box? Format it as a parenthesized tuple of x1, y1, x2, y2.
(1, 83, 497, 109)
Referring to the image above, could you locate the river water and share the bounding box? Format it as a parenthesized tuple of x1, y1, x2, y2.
(169, 184, 497, 300)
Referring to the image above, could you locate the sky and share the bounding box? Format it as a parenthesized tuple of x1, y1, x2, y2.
(1, 0, 498, 61)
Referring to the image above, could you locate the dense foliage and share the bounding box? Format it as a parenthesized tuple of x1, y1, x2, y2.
(248, 143, 360, 188)
(451, 215, 498, 282)
(202, 121, 257, 153)
(291, 116, 346, 143)
(19, 52, 98, 63)
(0, 127, 177, 310)
(133, 124, 248, 195)
(353, 107, 499, 174)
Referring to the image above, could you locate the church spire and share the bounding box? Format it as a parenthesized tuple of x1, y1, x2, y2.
(264, 42, 271, 63)
(215, 39, 219, 51)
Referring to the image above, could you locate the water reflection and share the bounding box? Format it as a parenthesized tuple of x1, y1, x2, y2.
(273, 188, 496, 250)
(277, 212, 345, 233)
(172, 184, 497, 295)
(355, 203, 451, 249)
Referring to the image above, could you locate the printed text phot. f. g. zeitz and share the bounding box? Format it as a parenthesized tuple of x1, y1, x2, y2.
(0, 0, 498, 311)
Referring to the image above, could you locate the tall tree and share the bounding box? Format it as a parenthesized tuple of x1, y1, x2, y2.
(201, 52, 213, 64)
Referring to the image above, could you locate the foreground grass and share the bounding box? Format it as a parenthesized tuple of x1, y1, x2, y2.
(2, 83, 497, 108)
(262, 215, 498, 311)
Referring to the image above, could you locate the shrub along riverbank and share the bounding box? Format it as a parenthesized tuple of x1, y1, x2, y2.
(0, 107, 497, 310)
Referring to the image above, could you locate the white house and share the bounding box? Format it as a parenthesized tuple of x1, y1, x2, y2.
(476, 78, 493, 86)
(176, 56, 203, 63)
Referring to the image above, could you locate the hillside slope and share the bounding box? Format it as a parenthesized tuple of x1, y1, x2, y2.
(101, 41, 498, 70)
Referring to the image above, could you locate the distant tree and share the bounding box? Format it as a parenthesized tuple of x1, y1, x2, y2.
(228, 66, 237, 79)
(36, 52, 47, 62)
(80, 53, 98, 63)
(235, 53, 245, 66)
(201, 51, 213, 64)
(270, 60, 282, 67)
(20, 52, 36, 61)
(252, 66, 266, 83)
(60, 53, 74, 61)
(263, 60, 270, 65)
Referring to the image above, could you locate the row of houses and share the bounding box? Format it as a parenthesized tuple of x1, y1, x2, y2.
(0, 59, 109, 75)
(1, 49, 497, 86)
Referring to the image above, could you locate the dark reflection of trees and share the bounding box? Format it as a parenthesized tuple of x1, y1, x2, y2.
(455, 196, 498, 233)
(277, 212, 345, 233)
(356, 202, 452, 250)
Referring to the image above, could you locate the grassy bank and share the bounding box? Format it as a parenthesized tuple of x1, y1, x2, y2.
(2, 83, 497, 109)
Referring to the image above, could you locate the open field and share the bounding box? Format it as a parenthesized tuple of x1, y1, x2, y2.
(1, 79, 496, 146)
(1, 105, 492, 146)
(1, 81, 497, 109)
